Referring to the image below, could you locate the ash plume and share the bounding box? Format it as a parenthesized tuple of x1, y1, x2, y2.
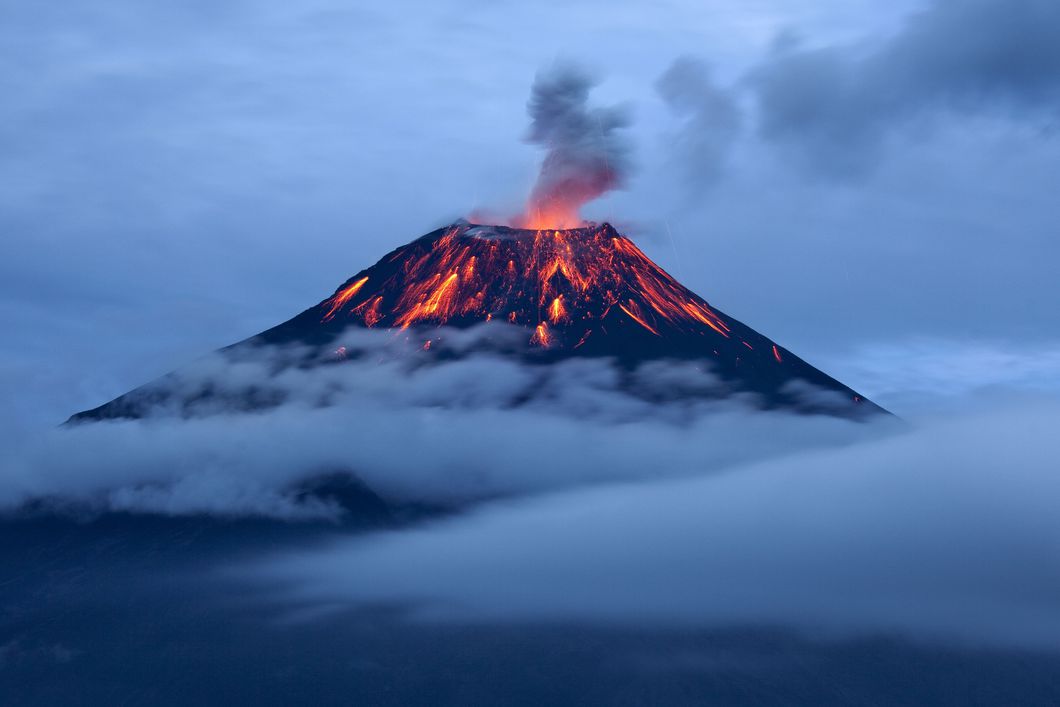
(517, 65, 631, 229)
(656, 57, 742, 187)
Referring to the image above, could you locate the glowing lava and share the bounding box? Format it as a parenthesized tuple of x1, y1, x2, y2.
(321, 276, 368, 321)
(68, 220, 884, 423)
(515, 194, 593, 231)
(317, 222, 731, 348)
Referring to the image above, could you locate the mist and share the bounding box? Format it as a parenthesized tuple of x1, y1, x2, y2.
(251, 395, 1060, 648)
(0, 328, 882, 519)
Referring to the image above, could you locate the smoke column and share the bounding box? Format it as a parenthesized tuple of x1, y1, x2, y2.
(516, 65, 630, 229)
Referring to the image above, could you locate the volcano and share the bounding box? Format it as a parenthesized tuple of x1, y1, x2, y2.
(71, 221, 883, 421)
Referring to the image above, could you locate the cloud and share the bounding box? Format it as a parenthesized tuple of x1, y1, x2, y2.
(251, 396, 1060, 648)
(748, 0, 1060, 175)
(656, 58, 743, 187)
(0, 328, 880, 520)
(651, 0, 1060, 182)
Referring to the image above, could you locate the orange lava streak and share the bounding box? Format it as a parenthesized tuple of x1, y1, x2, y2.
(631, 272, 731, 337)
(321, 276, 369, 321)
(772, 344, 783, 363)
(535, 232, 593, 296)
(530, 322, 552, 348)
(321, 223, 736, 350)
(357, 296, 383, 327)
(395, 271, 460, 329)
(613, 238, 731, 337)
(618, 299, 660, 336)
(548, 296, 569, 324)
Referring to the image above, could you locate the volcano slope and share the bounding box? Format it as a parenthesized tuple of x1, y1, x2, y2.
(70, 222, 884, 422)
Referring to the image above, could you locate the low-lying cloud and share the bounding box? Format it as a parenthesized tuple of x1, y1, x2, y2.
(251, 396, 1060, 648)
(7, 325, 1059, 651)
(0, 327, 880, 520)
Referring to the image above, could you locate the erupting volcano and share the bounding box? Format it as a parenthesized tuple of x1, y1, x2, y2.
(71, 220, 882, 422)
(69, 66, 882, 422)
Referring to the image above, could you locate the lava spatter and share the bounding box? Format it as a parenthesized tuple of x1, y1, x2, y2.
(315, 222, 731, 347)
(70, 221, 885, 422)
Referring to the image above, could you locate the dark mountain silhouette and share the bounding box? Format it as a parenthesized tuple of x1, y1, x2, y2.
(70, 222, 883, 421)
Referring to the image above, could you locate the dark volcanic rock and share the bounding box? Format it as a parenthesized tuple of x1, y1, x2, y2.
(71, 222, 884, 421)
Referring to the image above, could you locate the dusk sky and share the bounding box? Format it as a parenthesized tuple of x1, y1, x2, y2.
(3, 2, 1060, 703)
(4, 0, 1059, 428)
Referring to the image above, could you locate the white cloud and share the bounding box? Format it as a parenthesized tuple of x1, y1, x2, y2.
(0, 332, 881, 519)
(250, 396, 1060, 648)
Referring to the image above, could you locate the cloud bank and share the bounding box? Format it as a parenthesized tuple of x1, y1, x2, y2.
(0, 328, 879, 520)
(252, 396, 1060, 648)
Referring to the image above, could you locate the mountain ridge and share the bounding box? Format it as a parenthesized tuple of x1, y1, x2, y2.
(70, 221, 884, 422)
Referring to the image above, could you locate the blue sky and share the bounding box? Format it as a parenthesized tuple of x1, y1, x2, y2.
(2, 0, 1059, 427)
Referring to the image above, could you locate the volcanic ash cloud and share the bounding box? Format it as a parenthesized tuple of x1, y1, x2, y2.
(517, 65, 631, 229)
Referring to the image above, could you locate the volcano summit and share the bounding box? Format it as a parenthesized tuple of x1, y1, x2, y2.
(71, 221, 882, 421)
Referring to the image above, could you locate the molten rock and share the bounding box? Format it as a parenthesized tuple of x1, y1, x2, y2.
(71, 222, 883, 421)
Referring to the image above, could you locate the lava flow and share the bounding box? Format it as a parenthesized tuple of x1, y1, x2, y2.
(70, 220, 883, 423)
(314, 222, 731, 349)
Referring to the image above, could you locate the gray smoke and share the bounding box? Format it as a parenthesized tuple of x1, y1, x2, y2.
(654, 0, 1060, 181)
(749, 0, 1060, 176)
(519, 65, 631, 227)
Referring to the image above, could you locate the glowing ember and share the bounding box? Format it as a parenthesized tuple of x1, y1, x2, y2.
(530, 322, 552, 348)
(548, 296, 569, 324)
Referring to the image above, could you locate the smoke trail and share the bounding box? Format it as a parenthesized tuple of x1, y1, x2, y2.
(517, 65, 630, 229)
